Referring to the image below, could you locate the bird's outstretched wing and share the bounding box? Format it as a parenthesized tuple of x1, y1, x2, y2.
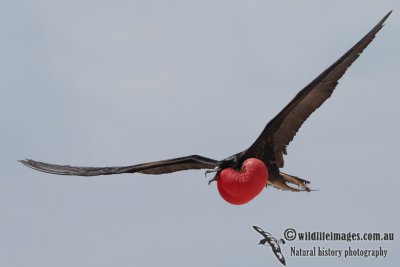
(243, 11, 391, 168)
(253, 225, 274, 239)
(19, 155, 219, 176)
(270, 243, 286, 266)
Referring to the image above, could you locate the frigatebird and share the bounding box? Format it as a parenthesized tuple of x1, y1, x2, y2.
(20, 12, 391, 204)
(253, 226, 286, 265)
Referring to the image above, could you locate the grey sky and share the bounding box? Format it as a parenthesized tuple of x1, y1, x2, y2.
(1, 0, 399, 266)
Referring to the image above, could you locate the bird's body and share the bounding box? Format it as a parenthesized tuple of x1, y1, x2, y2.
(20, 12, 391, 205)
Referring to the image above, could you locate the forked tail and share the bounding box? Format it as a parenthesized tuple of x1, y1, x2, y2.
(268, 171, 311, 192)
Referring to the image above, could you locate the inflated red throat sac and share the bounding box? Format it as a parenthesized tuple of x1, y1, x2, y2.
(217, 158, 268, 205)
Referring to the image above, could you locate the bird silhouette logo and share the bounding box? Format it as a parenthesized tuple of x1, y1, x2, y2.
(253, 226, 286, 266)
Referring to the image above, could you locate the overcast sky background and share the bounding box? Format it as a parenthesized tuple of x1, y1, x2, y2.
(1, 0, 399, 266)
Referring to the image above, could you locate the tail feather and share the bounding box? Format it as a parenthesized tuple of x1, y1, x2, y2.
(268, 171, 311, 192)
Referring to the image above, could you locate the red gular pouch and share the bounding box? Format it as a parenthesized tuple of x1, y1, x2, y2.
(217, 158, 268, 205)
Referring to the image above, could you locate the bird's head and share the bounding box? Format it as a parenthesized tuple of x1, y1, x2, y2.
(258, 239, 267, 245)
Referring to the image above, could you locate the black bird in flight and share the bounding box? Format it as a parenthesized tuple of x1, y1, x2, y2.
(253, 226, 286, 265)
(20, 12, 391, 195)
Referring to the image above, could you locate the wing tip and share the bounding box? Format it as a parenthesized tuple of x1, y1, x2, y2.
(19, 158, 46, 172)
(381, 10, 392, 24)
(19, 159, 32, 167)
(253, 225, 264, 232)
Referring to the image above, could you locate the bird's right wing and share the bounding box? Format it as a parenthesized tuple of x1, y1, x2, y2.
(242, 11, 392, 168)
(19, 155, 219, 176)
(271, 244, 286, 266)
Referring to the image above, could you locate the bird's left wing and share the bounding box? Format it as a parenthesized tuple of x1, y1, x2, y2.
(20, 155, 219, 176)
(242, 11, 391, 168)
